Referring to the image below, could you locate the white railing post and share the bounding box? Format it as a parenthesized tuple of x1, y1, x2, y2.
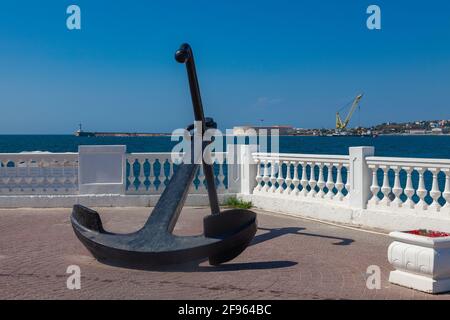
(227, 144, 258, 194)
(226, 144, 240, 193)
(239, 144, 258, 195)
(348, 146, 375, 209)
(78, 145, 127, 195)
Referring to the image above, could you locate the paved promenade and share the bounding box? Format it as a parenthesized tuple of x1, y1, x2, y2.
(0, 206, 449, 299)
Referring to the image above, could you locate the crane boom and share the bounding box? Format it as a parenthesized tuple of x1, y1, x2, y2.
(335, 94, 363, 130)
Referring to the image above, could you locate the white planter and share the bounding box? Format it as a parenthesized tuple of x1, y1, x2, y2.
(388, 231, 450, 294)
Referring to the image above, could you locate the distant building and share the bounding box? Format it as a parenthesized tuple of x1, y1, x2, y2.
(233, 125, 294, 136)
(431, 128, 443, 135)
(409, 129, 426, 135)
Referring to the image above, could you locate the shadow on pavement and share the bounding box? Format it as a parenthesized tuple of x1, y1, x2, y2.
(98, 258, 297, 273)
(253, 227, 354, 246)
(78, 221, 353, 272)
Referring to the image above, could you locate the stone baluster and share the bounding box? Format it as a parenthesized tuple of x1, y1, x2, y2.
(4, 163, 11, 191)
(47, 160, 56, 192)
(334, 163, 344, 201)
(254, 159, 263, 192)
(291, 161, 300, 196)
(316, 162, 326, 198)
(197, 164, 205, 192)
(415, 167, 428, 210)
(160, 159, 170, 192)
(443, 169, 450, 211)
(428, 168, 442, 212)
(262, 160, 270, 192)
(128, 159, 135, 191)
(36, 160, 46, 193)
(284, 161, 292, 195)
(403, 167, 415, 209)
(308, 162, 317, 198)
(216, 161, 225, 191)
(59, 160, 68, 188)
(169, 160, 174, 180)
(148, 160, 155, 192)
(154, 159, 162, 191)
(0, 160, 4, 193)
(344, 163, 351, 201)
(379, 165, 391, 206)
(221, 162, 227, 189)
(391, 166, 403, 207)
(13, 160, 22, 192)
(269, 160, 277, 192)
(11, 160, 19, 192)
(67, 160, 73, 187)
(13, 159, 22, 192)
(368, 164, 380, 205)
(56, 160, 63, 190)
(59, 160, 68, 192)
(71, 159, 78, 186)
(275, 161, 285, 194)
(0, 160, 4, 185)
(22, 160, 32, 192)
(300, 162, 308, 197)
(325, 163, 335, 200)
(138, 159, 147, 192)
(29, 160, 36, 192)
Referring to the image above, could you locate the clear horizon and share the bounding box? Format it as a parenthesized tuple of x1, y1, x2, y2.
(1, 1, 449, 134)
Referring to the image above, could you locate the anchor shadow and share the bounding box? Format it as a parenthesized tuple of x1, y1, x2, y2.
(98, 257, 297, 273)
(252, 226, 354, 246)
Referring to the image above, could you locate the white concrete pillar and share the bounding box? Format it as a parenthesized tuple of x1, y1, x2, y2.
(239, 144, 258, 195)
(226, 144, 240, 193)
(226, 144, 258, 194)
(78, 145, 127, 195)
(348, 146, 375, 209)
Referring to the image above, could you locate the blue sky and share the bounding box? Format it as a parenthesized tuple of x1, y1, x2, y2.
(0, 0, 449, 133)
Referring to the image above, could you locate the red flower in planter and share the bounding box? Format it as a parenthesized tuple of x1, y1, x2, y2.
(406, 229, 450, 238)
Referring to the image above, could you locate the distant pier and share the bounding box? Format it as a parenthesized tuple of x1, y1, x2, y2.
(75, 130, 170, 137)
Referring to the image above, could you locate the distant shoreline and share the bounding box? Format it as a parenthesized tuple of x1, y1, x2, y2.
(0, 133, 449, 137)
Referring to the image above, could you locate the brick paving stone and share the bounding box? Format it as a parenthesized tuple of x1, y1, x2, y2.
(0, 206, 449, 300)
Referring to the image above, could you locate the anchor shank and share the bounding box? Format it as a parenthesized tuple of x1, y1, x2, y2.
(177, 43, 220, 215)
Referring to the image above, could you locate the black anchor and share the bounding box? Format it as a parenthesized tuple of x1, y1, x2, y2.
(71, 43, 257, 268)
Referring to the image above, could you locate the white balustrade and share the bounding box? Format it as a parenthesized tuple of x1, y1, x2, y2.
(0, 153, 78, 194)
(0, 147, 449, 219)
(366, 157, 450, 212)
(252, 153, 350, 202)
(125, 152, 229, 195)
(252, 153, 450, 214)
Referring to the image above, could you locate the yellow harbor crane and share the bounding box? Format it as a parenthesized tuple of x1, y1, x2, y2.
(335, 93, 363, 130)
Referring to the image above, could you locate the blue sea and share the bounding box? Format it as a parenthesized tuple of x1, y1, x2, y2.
(0, 135, 449, 159)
